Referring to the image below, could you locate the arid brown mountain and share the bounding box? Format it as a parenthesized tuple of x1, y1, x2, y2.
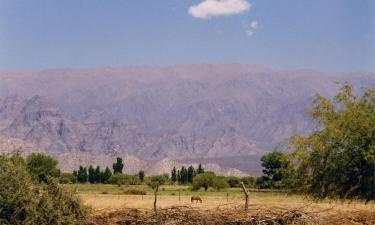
(0, 64, 374, 175)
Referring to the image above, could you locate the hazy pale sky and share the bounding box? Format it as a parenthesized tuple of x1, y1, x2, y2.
(0, 0, 374, 72)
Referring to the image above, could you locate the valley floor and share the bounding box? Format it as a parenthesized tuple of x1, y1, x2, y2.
(67, 184, 375, 224)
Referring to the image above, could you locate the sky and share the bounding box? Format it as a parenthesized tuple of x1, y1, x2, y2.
(0, 0, 374, 72)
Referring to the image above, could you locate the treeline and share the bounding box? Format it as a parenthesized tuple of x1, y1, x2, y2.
(170, 164, 204, 184)
(257, 84, 375, 201)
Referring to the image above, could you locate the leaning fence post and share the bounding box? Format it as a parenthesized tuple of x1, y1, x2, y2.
(241, 182, 249, 210)
(153, 182, 159, 214)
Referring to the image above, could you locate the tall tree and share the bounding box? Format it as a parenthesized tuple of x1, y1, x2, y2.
(101, 167, 112, 183)
(187, 165, 196, 183)
(180, 166, 188, 184)
(260, 151, 290, 188)
(77, 166, 88, 183)
(171, 167, 177, 183)
(177, 169, 181, 184)
(289, 84, 375, 200)
(138, 170, 145, 182)
(88, 165, 95, 184)
(197, 164, 204, 174)
(94, 166, 101, 183)
(112, 157, 124, 174)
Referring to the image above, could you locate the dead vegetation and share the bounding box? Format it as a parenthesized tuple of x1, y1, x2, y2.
(86, 204, 375, 225)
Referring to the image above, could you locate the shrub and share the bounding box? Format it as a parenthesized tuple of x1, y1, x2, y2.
(226, 176, 241, 187)
(26, 153, 60, 183)
(0, 153, 88, 224)
(59, 172, 76, 184)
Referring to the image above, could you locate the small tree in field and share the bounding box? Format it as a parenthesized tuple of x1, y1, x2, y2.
(77, 166, 88, 183)
(197, 163, 204, 174)
(138, 170, 145, 182)
(192, 172, 216, 191)
(88, 165, 95, 184)
(101, 167, 112, 183)
(113, 157, 124, 174)
(171, 167, 177, 183)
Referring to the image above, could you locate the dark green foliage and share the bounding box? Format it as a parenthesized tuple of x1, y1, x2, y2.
(226, 176, 241, 187)
(112, 157, 124, 174)
(177, 170, 181, 183)
(94, 166, 101, 183)
(88, 165, 95, 184)
(289, 84, 375, 200)
(197, 163, 204, 174)
(260, 151, 290, 188)
(179, 166, 188, 184)
(101, 167, 112, 183)
(187, 166, 196, 183)
(138, 170, 145, 182)
(77, 166, 88, 183)
(171, 167, 177, 183)
(26, 153, 59, 183)
(0, 153, 88, 224)
(59, 172, 76, 184)
(240, 176, 255, 187)
(108, 173, 127, 186)
(255, 176, 271, 189)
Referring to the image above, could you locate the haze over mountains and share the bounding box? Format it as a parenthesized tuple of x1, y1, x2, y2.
(0, 64, 374, 175)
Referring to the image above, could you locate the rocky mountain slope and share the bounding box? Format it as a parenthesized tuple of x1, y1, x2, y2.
(0, 64, 374, 174)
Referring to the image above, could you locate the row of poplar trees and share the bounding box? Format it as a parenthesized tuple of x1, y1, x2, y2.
(171, 164, 205, 184)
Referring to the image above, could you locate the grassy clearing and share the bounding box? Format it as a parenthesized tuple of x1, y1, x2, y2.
(63, 183, 283, 196)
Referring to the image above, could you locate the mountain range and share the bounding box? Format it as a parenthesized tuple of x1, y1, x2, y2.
(0, 64, 374, 175)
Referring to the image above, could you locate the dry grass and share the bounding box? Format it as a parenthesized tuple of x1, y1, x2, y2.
(82, 193, 375, 225)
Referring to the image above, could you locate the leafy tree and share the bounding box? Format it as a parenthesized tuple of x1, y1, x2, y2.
(88, 165, 95, 184)
(138, 170, 145, 182)
(241, 176, 255, 187)
(148, 174, 169, 185)
(77, 166, 88, 183)
(171, 167, 177, 183)
(192, 172, 216, 191)
(197, 163, 204, 174)
(289, 84, 375, 200)
(226, 176, 241, 187)
(255, 176, 271, 189)
(101, 167, 112, 183)
(113, 157, 124, 174)
(26, 153, 59, 182)
(213, 176, 229, 191)
(260, 151, 290, 188)
(187, 165, 196, 183)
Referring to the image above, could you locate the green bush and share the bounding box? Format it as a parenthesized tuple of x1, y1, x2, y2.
(59, 172, 76, 184)
(225, 176, 241, 187)
(123, 189, 146, 195)
(0, 153, 88, 225)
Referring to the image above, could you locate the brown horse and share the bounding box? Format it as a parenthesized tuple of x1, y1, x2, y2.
(191, 196, 202, 203)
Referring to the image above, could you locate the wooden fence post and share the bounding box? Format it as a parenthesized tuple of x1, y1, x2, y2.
(241, 182, 249, 210)
(153, 182, 159, 214)
(179, 190, 181, 201)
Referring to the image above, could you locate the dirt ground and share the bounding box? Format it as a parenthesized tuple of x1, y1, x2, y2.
(82, 193, 375, 225)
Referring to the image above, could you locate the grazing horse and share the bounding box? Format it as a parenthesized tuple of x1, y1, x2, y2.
(191, 196, 202, 203)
